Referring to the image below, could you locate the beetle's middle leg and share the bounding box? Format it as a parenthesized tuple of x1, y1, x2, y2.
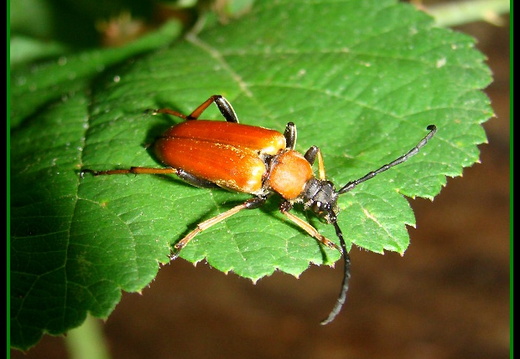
(151, 95, 240, 123)
(171, 196, 268, 258)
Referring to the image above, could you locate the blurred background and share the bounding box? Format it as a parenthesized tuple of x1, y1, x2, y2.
(11, 0, 510, 358)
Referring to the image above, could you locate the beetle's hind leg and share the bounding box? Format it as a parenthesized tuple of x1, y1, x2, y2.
(80, 166, 212, 188)
(175, 169, 220, 189)
(80, 167, 224, 192)
(80, 167, 178, 177)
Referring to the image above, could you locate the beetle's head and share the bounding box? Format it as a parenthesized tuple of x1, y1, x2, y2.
(302, 178, 340, 223)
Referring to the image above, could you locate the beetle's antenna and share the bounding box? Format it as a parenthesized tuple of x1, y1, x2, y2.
(337, 125, 437, 195)
(320, 211, 351, 325)
(319, 125, 436, 324)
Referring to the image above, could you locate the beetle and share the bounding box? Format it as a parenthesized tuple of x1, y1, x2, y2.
(81, 95, 436, 325)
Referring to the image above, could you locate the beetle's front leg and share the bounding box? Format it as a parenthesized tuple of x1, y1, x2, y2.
(303, 146, 326, 180)
(279, 201, 341, 253)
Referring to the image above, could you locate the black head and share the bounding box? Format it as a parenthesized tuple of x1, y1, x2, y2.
(301, 178, 340, 223)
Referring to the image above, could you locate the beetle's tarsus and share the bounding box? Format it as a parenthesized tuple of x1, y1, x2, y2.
(169, 250, 180, 260)
(79, 169, 97, 178)
(144, 108, 159, 115)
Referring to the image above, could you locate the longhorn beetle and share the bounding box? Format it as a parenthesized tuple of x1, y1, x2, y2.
(81, 95, 436, 325)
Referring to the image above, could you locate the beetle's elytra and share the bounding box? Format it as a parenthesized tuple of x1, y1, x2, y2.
(81, 95, 437, 325)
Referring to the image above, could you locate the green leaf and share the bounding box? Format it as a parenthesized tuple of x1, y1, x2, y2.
(10, 19, 181, 127)
(10, 0, 492, 350)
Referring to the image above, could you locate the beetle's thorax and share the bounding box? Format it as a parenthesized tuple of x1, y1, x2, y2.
(266, 150, 340, 222)
(266, 149, 315, 200)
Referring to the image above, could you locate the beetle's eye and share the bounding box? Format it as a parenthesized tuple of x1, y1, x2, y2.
(310, 201, 327, 217)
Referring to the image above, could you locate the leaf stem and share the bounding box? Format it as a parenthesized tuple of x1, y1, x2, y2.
(64, 315, 111, 359)
(424, 0, 510, 27)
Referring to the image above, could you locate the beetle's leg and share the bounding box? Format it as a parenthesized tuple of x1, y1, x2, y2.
(304, 146, 326, 180)
(80, 167, 178, 177)
(283, 122, 297, 150)
(279, 201, 341, 253)
(152, 95, 240, 123)
(210, 95, 239, 123)
(303, 146, 318, 165)
(171, 196, 268, 258)
(176, 169, 220, 189)
(81, 167, 223, 190)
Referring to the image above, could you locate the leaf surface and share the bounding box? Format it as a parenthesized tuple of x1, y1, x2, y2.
(10, 0, 492, 349)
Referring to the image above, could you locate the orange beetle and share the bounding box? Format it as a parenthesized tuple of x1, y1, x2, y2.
(82, 95, 436, 325)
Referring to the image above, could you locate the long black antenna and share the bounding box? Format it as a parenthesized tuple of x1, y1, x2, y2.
(320, 125, 437, 325)
(338, 125, 437, 195)
(320, 213, 351, 325)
